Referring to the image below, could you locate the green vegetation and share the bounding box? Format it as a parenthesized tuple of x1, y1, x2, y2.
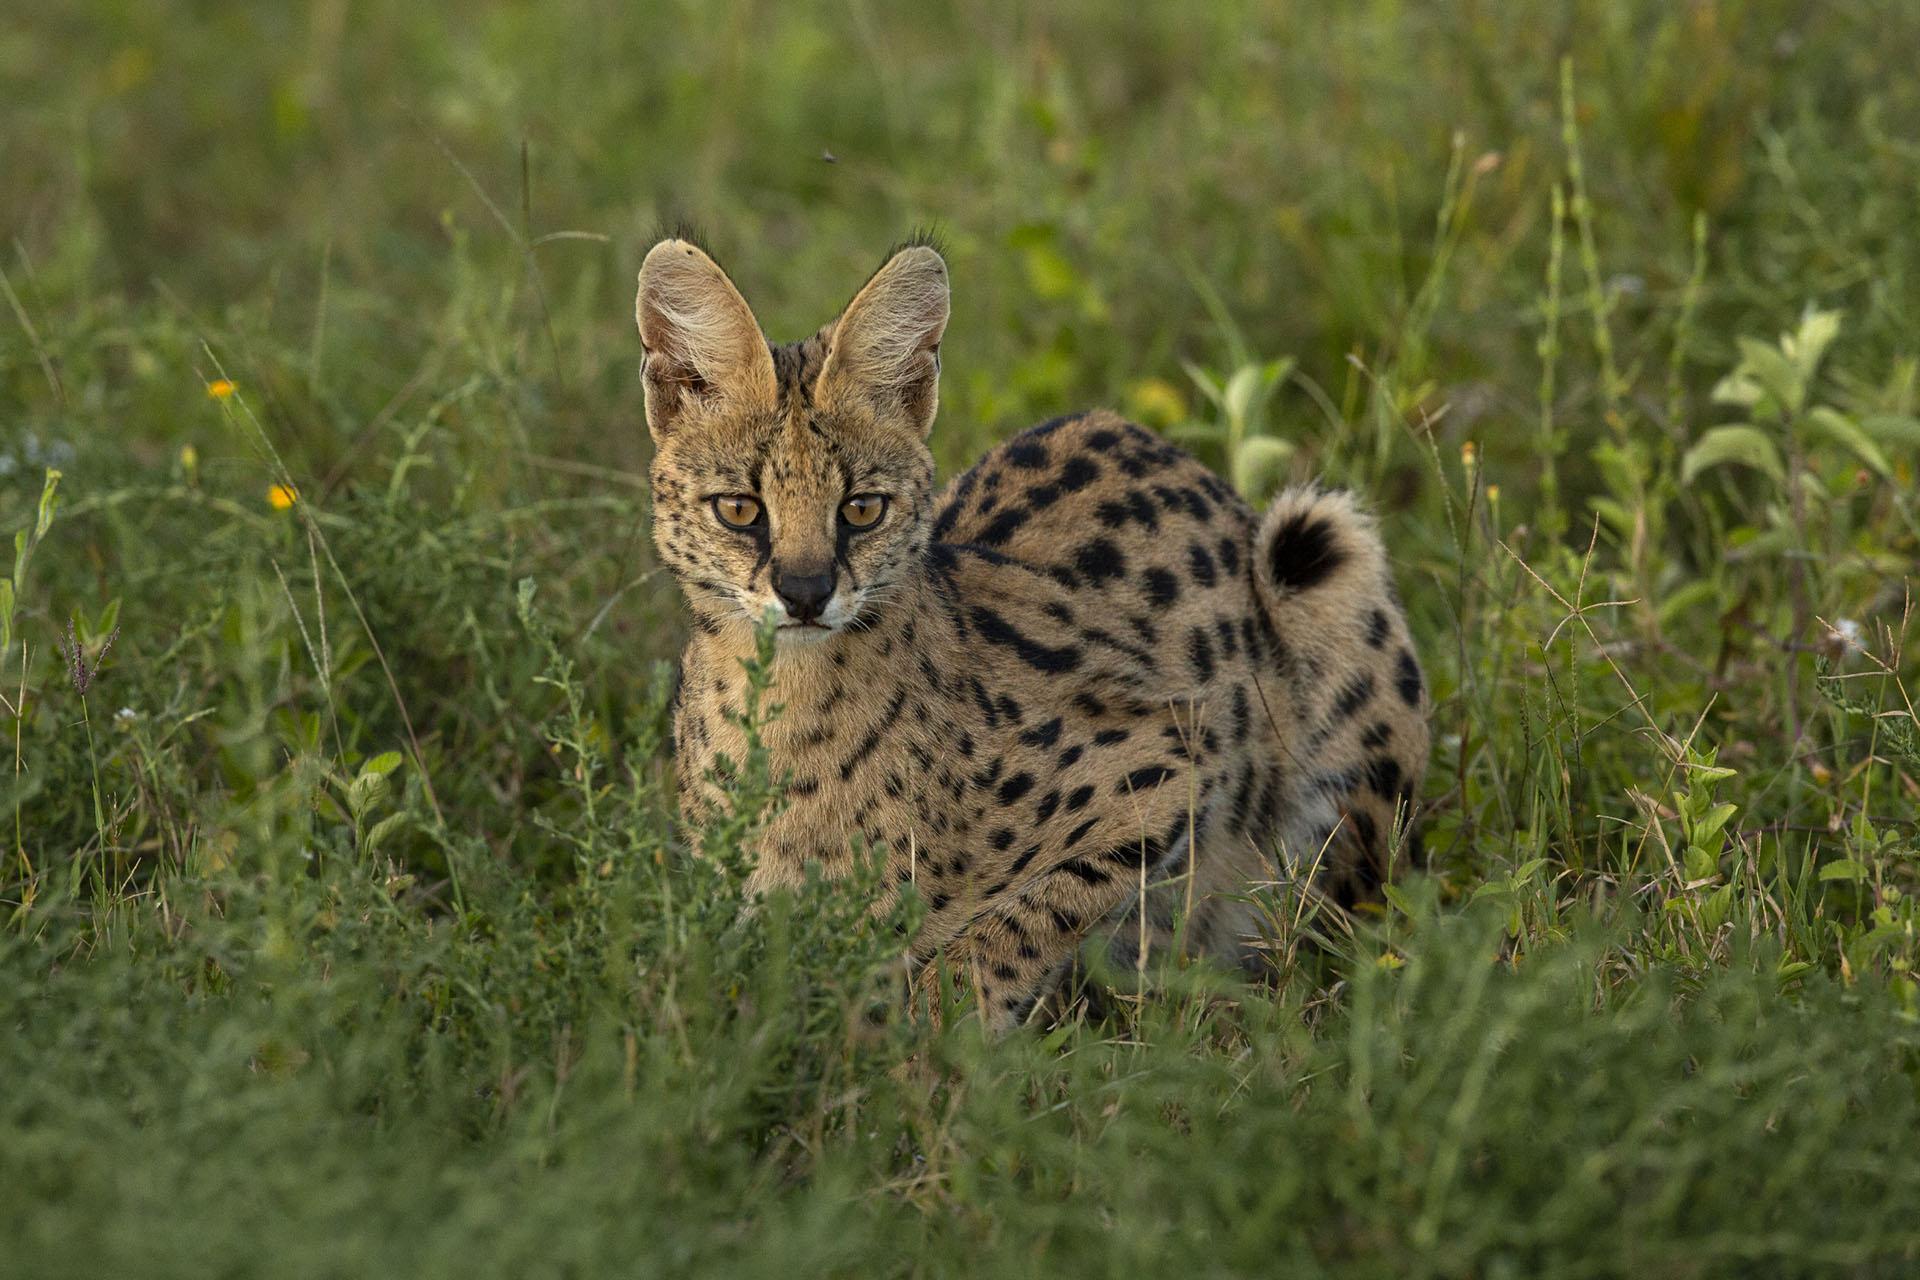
(5, 2, 1920, 1274)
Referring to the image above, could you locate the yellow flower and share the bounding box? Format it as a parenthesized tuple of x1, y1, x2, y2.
(1125, 377, 1189, 428)
(1460, 441, 1478, 468)
(206, 379, 236, 400)
(267, 483, 298, 511)
(1485, 483, 1500, 503)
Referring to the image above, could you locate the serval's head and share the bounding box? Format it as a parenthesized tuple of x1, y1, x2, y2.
(638, 238, 948, 647)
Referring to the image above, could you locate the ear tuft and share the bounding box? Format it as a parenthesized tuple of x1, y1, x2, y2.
(815, 245, 950, 436)
(635, 239, 777, 442)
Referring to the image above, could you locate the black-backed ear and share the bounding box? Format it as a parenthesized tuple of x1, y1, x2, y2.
(814, 245, 950, 437)
(635, 239, 778, 442)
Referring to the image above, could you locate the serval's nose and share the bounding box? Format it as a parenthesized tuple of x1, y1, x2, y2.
(773, 563, 835, 623)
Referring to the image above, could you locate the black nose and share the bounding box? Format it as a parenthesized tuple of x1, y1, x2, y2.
(774, 568, 835, 622)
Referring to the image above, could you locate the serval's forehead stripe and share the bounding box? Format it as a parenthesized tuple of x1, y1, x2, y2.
(769, 335, 830, 410)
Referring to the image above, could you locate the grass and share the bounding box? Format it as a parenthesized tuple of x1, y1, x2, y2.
(4, 1, 1920, 1275)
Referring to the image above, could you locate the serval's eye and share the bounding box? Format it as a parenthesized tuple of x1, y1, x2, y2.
(841, 494, 887, 529)
(712, 495, 762, 529)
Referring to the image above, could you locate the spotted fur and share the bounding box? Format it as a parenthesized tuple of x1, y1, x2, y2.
(640, 239, 1431, 1031)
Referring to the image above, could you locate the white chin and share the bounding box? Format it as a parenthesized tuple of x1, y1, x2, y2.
(774, 624, 835, 645)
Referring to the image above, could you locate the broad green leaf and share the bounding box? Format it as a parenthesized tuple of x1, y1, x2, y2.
(362, 750, 405, 778)
(1784, 307, 1842, 390)
(1681, 425, 1785, 486)
(365, 812, 407, 853)
(1734, 336, 1802, 416)
(1223, 364, 1263, 429)
(1656, 579, 1722, 629)
(1776, 959, 1815, 985)
(1701, 883, 1734, 931)
(1860, 414, 1920, 448)
(1689, 802, 1739, 847)
(1711, 369, 1764, 409)
(1818, 858, 1870, 883)
(1683, 844, 1719, 882)
(1802, 407, 1892, 476)
(1589, 497, 1635, 536)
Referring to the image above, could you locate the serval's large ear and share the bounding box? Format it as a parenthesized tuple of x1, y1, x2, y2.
(635, 239, 778, 442)
(814, 244, 949, 437)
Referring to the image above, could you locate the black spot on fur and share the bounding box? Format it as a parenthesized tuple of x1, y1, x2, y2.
(1074, 538, 1128, 585)
(1188, 626, 1215, 683)
(1361, 721, 1393, 751)
(1120, 765, 1177, 792)
(1395, 649, 1423, 706)
(1058, 456, 1100, 491)
(1064, 784, 1095, 812)
(1331, 672, 1376, 722)
(1019, 717, 1064, 748)
(970, 606, 1082, 674)
(1188, 542, 1217, 587)
(974, 505, 1032, 547)
(1092, 728, 1130, 746)
(1006, 441, 1050, 469)
(1143, 567, 1179, 608)
(1366, 608, 1391, 649)
(997, 772, 1035, 805)
(1266, 511, 1346, 592)
(1059, 851, 1105, 879)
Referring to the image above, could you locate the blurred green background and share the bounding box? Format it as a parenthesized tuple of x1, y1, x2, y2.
(5, 2, 1920, 1275)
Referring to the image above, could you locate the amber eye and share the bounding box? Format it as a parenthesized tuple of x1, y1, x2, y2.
(841, 494, 887, 529)
(712, 495, 762, 529)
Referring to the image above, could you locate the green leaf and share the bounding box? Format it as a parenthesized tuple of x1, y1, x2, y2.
(1784, 307, 1842, 391)
(348, 771, 389, 821)
(1180, 360, 1224, 412)
(1655, 579, 1722, 630)
(1859, 414, 1920, 448)
(363, 750, 404, 779)
(1776, 959, 1815, 985)
(1802, 407, 1892, 477)
(1681, 425, 1785, 486)
(1710, 369, 1765, 410)
(1701, 883, 1734, 931)
(34, 468, 61, 540)
(365, 812, 407, 853)
(1683, 845, 1719, 882)
(1690, 802, 1739, 847)
(1589, 497, 1635, 536)
(1818, 858, 1870, 883)
(1222, 364, 1263, 430)
(1734, 337, 1803, 416)
(1230, 435, 1296, 500)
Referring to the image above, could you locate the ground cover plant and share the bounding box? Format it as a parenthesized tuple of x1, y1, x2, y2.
(4, 2, 1920, 1275)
